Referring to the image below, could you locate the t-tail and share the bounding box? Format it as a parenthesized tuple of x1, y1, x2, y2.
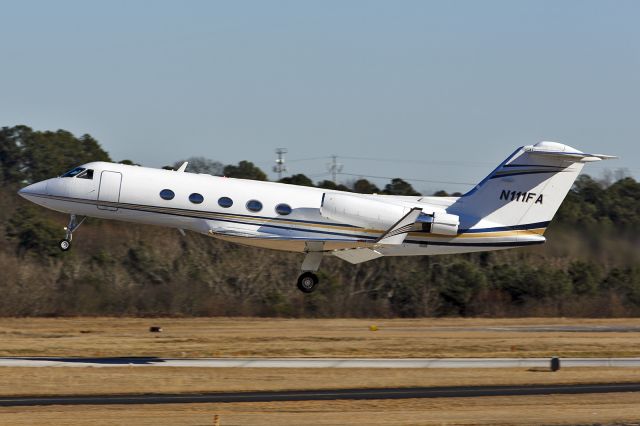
(449, 141, 616, 235)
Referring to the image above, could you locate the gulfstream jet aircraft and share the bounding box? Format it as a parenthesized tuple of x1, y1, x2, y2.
(19, 141, 614, 293)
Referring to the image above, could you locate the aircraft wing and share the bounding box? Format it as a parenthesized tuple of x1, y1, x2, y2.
(207, 207, 426, 264)
(208, 227, 280, 239)
(331, 248, 382, 264)
(207, 226, 372, 244)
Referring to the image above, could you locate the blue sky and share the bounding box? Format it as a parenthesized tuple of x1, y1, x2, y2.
(1, 0, 638, 193)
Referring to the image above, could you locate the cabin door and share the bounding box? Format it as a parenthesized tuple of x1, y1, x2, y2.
(97, 171, 122, 211)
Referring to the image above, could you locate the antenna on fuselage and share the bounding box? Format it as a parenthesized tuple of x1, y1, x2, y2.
(176, 162, 189, 172)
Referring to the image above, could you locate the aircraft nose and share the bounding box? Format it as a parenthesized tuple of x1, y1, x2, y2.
(18, 180, 48, 198)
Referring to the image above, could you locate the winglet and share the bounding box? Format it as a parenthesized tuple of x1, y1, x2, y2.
(376, 208, 422, 245)
(176, 162, 189, 172)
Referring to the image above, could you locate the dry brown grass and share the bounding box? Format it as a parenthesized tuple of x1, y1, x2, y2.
(2, 317, 640, 358)
(2, 393, 640, 425)
(2, 318, 640, 425)
(2, 367, 640, 397)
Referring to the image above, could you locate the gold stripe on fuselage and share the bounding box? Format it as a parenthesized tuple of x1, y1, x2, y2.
(212, 212, 548, 239)
(35, 193, 546, 240)
(407, 228, 546, 239)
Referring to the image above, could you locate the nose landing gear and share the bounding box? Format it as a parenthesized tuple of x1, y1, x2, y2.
(59, 214, 86, 252)
(59, 239, 71, 251)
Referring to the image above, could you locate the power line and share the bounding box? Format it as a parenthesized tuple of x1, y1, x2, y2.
(288, 155, 492, 167)
(288, 156, 331, 163)
(337, 172, 475, 186)
(339, 155, 494, 167)
(288, 155, 495, 167)
(308, 171, 331, 179)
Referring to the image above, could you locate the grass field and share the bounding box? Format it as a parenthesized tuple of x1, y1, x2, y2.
(2, 317, 640, 358)
(2, 317, 640, 425)
(1, 367, 640, 396)
(2, 394, 640, 425)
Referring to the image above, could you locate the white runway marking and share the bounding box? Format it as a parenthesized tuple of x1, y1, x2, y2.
(1, 357, 640, 368)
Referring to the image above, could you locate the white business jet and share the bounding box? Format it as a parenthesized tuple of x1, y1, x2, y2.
(18, 141, 614, 293)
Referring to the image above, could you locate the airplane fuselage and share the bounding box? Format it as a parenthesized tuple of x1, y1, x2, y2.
(18, 142, 614, 293)
(18, 161, 545, 257)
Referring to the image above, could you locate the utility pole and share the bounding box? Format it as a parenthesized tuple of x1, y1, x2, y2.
(327, 155, 343, 183)
(273, 148, 287, 180)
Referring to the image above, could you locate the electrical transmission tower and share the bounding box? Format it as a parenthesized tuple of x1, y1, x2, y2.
(327, 155, 343, 183)
(273, 148, 288, 180)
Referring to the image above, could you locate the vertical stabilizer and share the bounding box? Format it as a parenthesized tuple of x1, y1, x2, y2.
(450, 141, 615, 232)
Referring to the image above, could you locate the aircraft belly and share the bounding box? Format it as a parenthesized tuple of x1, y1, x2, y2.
(208, 223, 541, 255)
(212, 235, 308, 252)
(209, 234, 372, 253)
(378, 244, 512, 256)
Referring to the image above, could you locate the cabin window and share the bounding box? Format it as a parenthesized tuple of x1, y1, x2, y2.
(189, 193, 204, 204)
(218, 197, 233, 208)
(275, 203, 292, 215)
(77, 169, 94, 180)
(246, 199, 263, 212)
(159, 189, 175, 200)
(61, 167, 85, 178)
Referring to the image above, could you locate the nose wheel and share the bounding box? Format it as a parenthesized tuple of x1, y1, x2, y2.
(59, 214, 85, 252)
(297, 272, 319, 293)
(59, 239, 71, 251)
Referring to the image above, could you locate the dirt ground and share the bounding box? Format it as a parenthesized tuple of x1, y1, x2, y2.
(2, 317, 640, 358)
(1, 393, 640, 425)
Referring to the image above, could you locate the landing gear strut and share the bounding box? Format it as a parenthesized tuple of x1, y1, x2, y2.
(297, 242, 324, 293)
(59, 214, 86, 252)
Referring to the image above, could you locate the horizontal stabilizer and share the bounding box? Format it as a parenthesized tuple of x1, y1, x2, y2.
(332, 248, 383, 264)
(524, 144, 616, 163)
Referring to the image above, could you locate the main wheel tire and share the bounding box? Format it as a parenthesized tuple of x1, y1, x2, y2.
(297, 272, 319, 293)
(59, 239, 71, 251)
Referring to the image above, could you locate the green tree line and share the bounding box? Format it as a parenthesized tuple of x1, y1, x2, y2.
(1, 125, 639, 317)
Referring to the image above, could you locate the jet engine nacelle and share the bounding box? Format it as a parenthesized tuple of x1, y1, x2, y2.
(422, 212, 460, 236)
(320, 193, 460, 235)
(320, 193, 411, 230)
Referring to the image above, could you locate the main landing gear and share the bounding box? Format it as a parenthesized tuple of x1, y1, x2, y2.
(59, 214, 86, 252)
(297, 272, 319, 293)
(296, 242, 324, 294)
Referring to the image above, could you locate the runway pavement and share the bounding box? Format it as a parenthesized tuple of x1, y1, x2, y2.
(1, 383, 640, 406)
(1, 357, 640, 368)
(388, 325, 640, 333)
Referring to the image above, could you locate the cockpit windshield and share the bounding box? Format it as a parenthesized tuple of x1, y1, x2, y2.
(61, 167, 86, 177)
(77, 169, 94, 179)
